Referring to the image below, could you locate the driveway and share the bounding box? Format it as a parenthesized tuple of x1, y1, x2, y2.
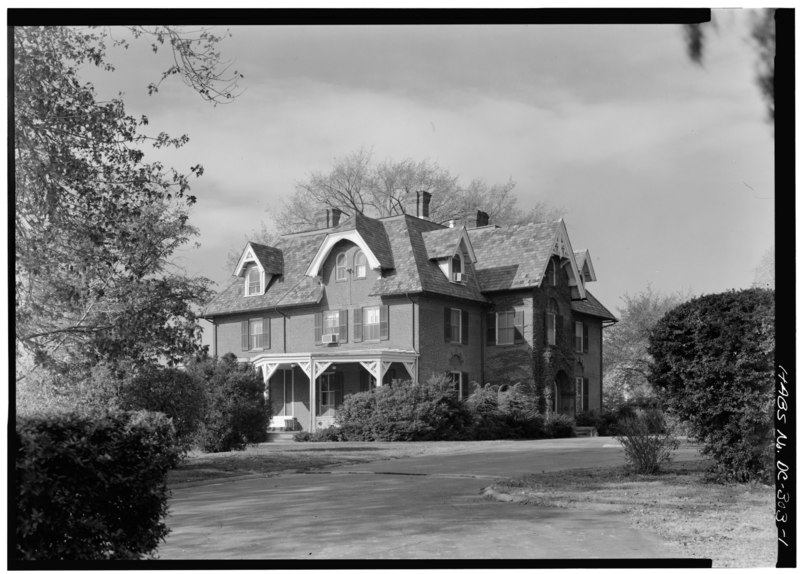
(158, 437, 698, 561)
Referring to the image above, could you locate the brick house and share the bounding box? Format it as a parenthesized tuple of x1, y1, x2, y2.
(202, 192, 617, 431)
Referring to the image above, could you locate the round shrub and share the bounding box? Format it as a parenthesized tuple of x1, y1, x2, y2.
(545, 413, 577, 438)
(648, 288, 774, 482)
(15, 410, 182, 560)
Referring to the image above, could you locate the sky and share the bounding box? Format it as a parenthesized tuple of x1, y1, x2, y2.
(84, 11, 775, 323)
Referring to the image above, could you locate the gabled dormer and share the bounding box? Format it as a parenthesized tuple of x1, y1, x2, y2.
(234, 242, 284, 297)
(573, 250, 597, 285)
(547, 220, 586, 300)
(422, 226, 478, 284)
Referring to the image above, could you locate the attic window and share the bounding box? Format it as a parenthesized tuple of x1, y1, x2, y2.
(354, 251, 367, 279)
(246, 265, 262, 296)
(451, 254, 463, 282)
(335, 253, 347, 282)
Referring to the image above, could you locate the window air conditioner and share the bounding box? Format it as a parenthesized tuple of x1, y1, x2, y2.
(453, 272, 464, 282)
(321, 333, 338, 344)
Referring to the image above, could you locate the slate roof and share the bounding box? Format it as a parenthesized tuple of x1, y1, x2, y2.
(571, 289, 618, 322)
(250, 243, 283, 275)
(203, 213, 610, 317)
(421, 226, 465, 259)
(468, 221, 563, 292)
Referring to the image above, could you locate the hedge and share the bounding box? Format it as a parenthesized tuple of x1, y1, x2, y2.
(15, 410, 182, 560)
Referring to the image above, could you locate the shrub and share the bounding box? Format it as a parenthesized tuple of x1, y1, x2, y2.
(309, 426, 347, 442)
(545, 414, 576, 438)
(293, 431, 312, 442)
(15, 410, 182, 560)
(464, 382, 547, 439)
(119, 365, 207, 450)
(186, 354, 270, 452)
(615, 409, 680, 474)
(335, 375, 472, 441)
(648, 288, 774, 482)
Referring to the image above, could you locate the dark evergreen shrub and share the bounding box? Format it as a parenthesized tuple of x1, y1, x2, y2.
(545, 414, 577, 438)
(15, 410, 181, 560)
(648, 288, 774, 482)
(335, 375, 472, 441)
(186, 354, 269, 452)
(119, 365, 206, 450)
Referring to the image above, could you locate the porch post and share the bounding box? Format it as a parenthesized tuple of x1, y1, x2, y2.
(309, 358, 316, 431)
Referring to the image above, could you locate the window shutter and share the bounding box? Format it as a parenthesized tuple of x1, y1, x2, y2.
(583, 378, 590, 411)
(241, 321, 250, 351)
(314, 312, 322, 344)
(444, 307, 451, 342)
(487, 312, 496, 346)
(380, 305, 389, 340)
(353, 308, 363, 342)
(514, 310, 524, 344)
(462, 311, 469, 344)
(583, 322, 590, 352)
(462, 372, 469, 399)
(264, 317, 270, 349)
(338, 309, 348, 342)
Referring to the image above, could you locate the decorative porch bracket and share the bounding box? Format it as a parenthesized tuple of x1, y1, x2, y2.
(261, 362, 281, 383)
(297, 361, 312, 379)
(313, 361, 333, 380)
(402, 360, 418, 384)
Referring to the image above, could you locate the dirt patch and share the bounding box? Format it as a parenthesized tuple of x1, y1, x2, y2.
(487, 459, 775, 568)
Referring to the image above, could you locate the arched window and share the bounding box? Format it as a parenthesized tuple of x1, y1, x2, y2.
(246, 265, 261, 296)
(546, 299, 559, 346)
(451, 253, 462, 281)
(335, 253, 347, 281)
(354, 251, 367, 279)
(548, 259, 558, 286)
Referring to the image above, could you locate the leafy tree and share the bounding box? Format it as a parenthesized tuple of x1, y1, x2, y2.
(603, 285, 688, 409)
(14, 26, 238, 383)
(186, 353, 269, 452)
(684, 9, 775, 123)
(752, 245, 774, 289)
(648, 288, 774, 482)
(271, 147, 563, 234)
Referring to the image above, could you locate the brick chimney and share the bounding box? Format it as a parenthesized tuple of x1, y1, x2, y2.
(323, 207, 342, 228)
(466, 210, 489, 228)
(407, 190, 431, 219)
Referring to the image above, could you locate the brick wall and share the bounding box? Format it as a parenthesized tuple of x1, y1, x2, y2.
(484, 291, 535, 387)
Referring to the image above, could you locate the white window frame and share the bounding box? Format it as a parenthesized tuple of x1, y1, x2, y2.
(451, 253, 462, 281)
(249, 318, 265, 350)
(323, 310, 340, 335)
(245, 265, 263, 296)
(549, 260, 558, 286)
(496, 311, 515, 346)
(335, 253, 347, 282)
(448, 371, 463, 400)
(575, 377, 585, 414)
(575, 321, 584, 353)
(354, 251, 367, 279)
(450, 308, 462, 343)
(363, 305, 381, 341)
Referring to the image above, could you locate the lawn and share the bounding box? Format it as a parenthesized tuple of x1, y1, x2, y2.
(486, 459, 775, 568)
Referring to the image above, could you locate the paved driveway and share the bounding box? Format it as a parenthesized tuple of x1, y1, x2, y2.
(158, 437, 698, 561)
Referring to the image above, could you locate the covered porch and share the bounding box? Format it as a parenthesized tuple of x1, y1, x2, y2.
(251, 350, 419, 432)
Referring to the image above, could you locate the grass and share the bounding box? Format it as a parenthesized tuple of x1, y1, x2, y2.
(489, 459, 775, 568)
(168, 440, 482, 485)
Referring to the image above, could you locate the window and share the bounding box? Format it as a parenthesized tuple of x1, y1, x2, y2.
(444, 307, 468, 343)
(315, 310, 348, 343)
(488, 310, 524, 346)
(574, 321, 584, 353)
(363, 306, 381, 341)
(246, 265, 261, 296)
(241, 317, 269, 351)
(318, 372, 343, 417)
(497, 311, 515, 345)
(451, 253, 462, 281)
(280, 369, 294, 417)
(448, 371, 469, 400)
(575, 377, 589, 413)
(549, 259, 558, 286)
(335, 253, 347, 281)
(354, 251, 367, 279)
(546, 299, 559, 346)
(354, 305, 389, 342)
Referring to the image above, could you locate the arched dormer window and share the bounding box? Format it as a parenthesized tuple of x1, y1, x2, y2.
(246, 265, 262, 296)
(548, 259, 558, 286)
(335, 253, 347, 282)
(354, 251, 367, 279)
(546, 298, 559, 346)
(451, 253, 462, 282)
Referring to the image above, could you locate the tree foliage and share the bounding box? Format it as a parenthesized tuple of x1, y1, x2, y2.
(603, 285, 688, 409)
(14, 26, 240, 381)
(647, 288, 774, 482)
(272, 147, 563, 234)
(684, 9, 775, 123)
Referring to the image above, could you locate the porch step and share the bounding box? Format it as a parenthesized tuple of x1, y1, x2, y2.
(575, 426, 598, 437)
(266, 431, 300, 443)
